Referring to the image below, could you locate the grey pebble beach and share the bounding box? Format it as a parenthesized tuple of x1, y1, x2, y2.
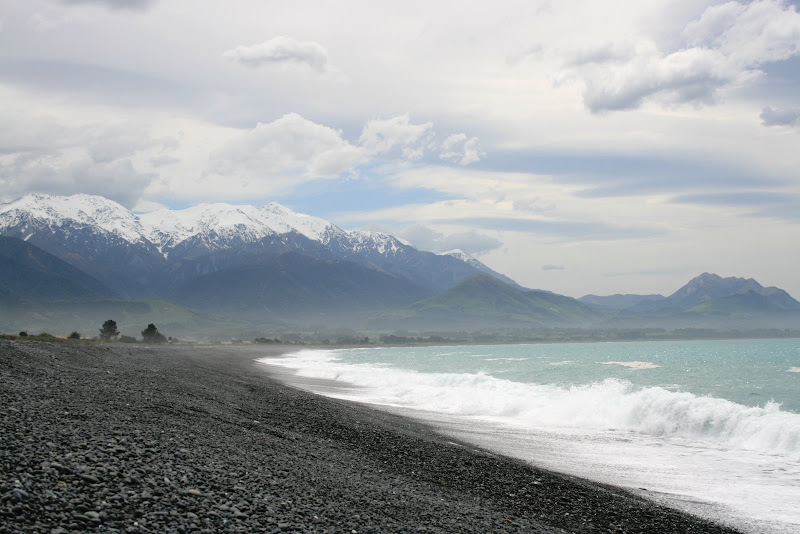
(1, 340, 741, 533)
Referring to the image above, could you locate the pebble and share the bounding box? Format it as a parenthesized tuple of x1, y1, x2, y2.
(1, 341, 742, 534)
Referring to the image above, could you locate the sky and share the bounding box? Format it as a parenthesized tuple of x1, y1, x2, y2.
(1, 0, 799, 298)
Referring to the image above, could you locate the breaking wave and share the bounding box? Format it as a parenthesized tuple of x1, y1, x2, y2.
(264, 350, 800, 458)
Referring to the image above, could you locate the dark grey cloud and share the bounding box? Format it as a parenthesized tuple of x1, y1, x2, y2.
(58, 0, 156, 10)
(760, 106, 800, 127)
(542, 264, 565, 271)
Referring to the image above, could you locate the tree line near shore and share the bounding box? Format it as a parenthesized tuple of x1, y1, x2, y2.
(1, 319, 171, 344)
(5, 324, 798, 347)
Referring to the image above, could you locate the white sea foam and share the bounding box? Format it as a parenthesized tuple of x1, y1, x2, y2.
(260, 347, 800, 533)
(788, 367, 800, 373)
(599, 360, 662, 369)
(484, 357, 529, 361)
(549, 360, 575, 366)
(262, 350, 800, 458)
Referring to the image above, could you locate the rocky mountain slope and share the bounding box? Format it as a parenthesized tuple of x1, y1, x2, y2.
(0, 236, 119, 304)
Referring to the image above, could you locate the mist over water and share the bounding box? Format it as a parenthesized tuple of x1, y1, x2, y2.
(261, 339, 800, 534)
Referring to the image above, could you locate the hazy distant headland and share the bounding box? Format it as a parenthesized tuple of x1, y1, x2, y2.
(2, 194, 799, 342)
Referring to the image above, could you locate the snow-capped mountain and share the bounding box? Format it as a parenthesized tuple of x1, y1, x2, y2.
(139, 202, 346, 258)
(0, 194, 164, 296)
(0, 193, 518, 298)
(0, 193, 148, 244)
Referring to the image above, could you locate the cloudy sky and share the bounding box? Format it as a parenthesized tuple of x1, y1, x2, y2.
(2, 0, 799, 298)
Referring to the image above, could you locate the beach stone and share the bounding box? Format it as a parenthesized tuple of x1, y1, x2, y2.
(0, 340, 742, 534)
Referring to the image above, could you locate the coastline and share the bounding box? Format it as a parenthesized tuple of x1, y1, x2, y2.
(1, 340, 742, 533)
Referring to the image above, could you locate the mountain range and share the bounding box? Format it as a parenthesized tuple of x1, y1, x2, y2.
(579, 273, 800, 329)
(1, 193, 798, 336)
(0, 194, 511, 299)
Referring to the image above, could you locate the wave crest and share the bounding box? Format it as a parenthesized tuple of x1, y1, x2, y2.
(263, 350, 800, 458)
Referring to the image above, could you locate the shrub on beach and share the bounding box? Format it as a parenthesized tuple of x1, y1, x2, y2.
(99, 320, 119, 341)
(141, 323, 167, 344)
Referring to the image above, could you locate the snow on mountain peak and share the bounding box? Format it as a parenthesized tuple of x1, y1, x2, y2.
(1, 193, 457, 265)
(0, 193, 146, 243)
(346, 228, 414, 254)
(261, 202, 338, 242)
(439, 249, 482, 265)
(137, 200, 342, 254)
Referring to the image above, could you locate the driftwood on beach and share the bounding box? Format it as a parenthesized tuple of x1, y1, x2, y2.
(0, 341, 741, 533)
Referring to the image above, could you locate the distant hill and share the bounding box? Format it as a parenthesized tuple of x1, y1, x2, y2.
(633, 273, 800, 313)
(664, 273, 771, 310)
(0, 236, 119, 303)
(606, 273, 800, 329)
(369, 274, 603, 330)
(687, 289, 800, 315)
(168, 252, 433, 322)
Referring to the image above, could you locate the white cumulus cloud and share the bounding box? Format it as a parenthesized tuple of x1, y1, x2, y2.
(359, 114, 434, 157)
(223, 36, 330, 73)
(0, 104, 171, 208)
(440, 133, 483, 165)
(562, 0, 800, 112)
(210, 113, 367, 181)
(207, 112, 483, 196)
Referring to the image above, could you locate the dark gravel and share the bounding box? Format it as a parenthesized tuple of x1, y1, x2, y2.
(0, 340, 742, 533)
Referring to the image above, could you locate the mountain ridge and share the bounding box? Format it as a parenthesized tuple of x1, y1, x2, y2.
(2, 194, 798, 333)
(0, 193, 516, 296)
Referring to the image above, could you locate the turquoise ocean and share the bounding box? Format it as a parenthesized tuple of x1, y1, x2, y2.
(260, 338, 800, 534)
